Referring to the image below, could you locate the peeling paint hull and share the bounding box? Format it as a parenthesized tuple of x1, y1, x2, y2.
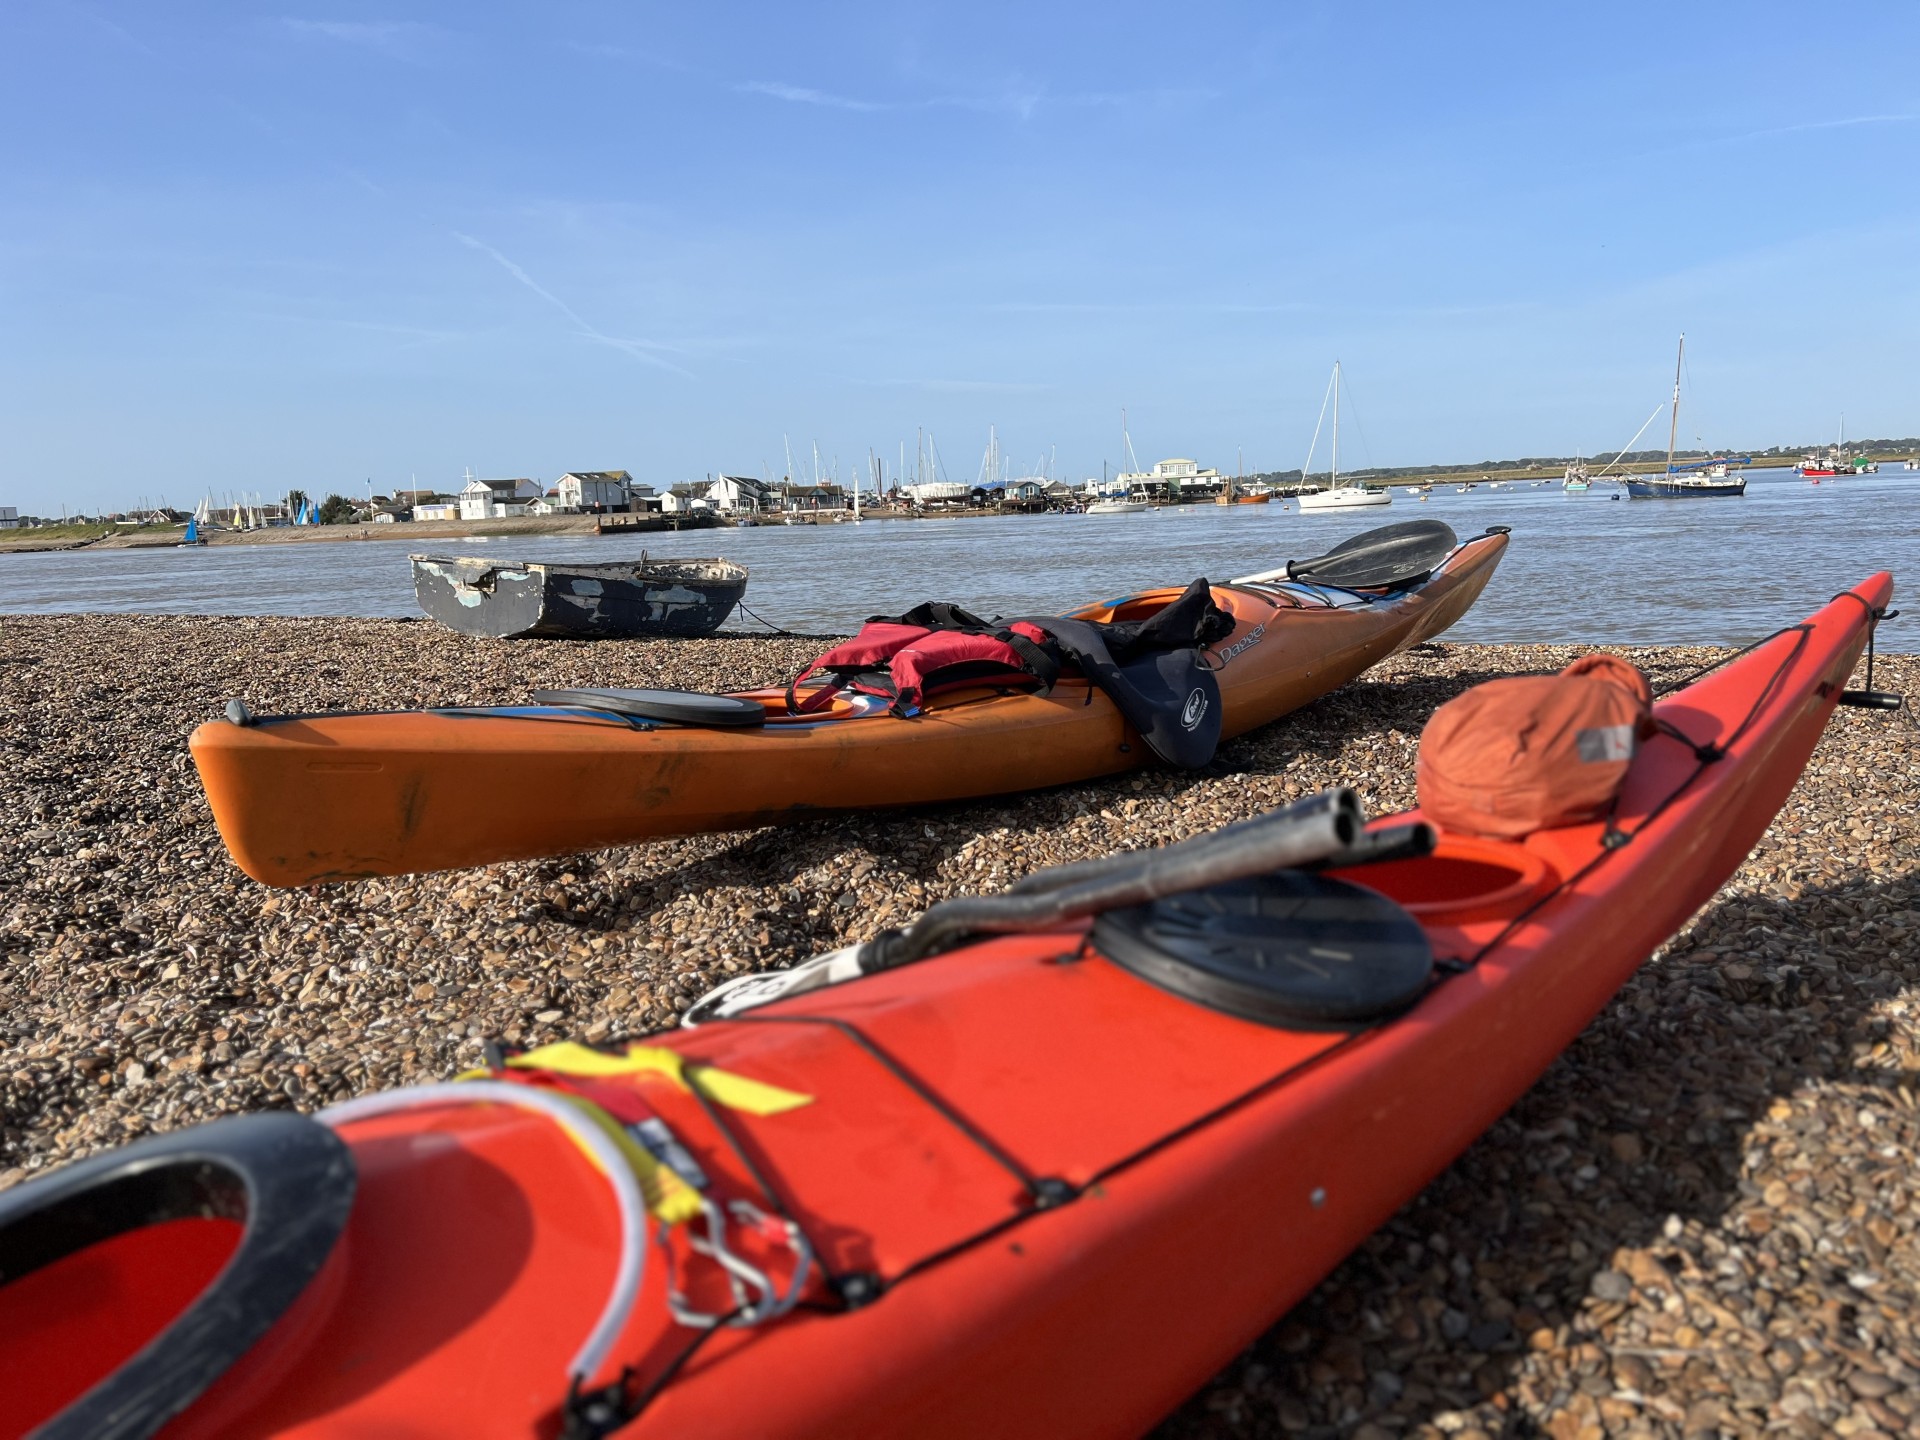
(410, 553, 748, 639)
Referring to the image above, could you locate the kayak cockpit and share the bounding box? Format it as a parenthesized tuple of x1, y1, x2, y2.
(1063, 587, 1194, 625)
(0, 1112, 354, 1438)
(1326, 829, 1560, 926)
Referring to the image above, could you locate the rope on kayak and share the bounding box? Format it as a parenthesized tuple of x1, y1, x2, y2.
(674, 1061, 834, 1293)
(320, 1082, 646, 1393)
(1455, 621, 1817, 971)
(703, 1010, 1063, 1210)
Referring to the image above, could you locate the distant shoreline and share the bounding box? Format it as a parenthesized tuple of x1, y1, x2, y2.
(0, 504, 1067, 554)
(6, 457, 1914, 556)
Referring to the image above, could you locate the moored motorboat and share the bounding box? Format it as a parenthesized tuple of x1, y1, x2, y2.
(7, 574, 1897, 1440)
(410, 553, 748, 639)
(192, 523, 1508, 885)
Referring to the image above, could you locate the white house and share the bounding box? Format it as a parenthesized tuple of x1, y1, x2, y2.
(555, 471, 632, 512)
(704, 475, 777, 513)
(660, 487, 713, 515)
(412, 502, 459, 521)
(458, 477, 543, 521)
(1110, 458, 1224, 501)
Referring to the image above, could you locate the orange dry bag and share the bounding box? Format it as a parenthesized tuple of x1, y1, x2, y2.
(1415, 654, 1654, 839)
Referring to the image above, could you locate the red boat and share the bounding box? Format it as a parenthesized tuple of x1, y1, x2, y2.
(0, 576, 1897, 1440)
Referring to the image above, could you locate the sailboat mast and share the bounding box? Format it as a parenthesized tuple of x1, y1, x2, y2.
(1665, 334, 1684, 477)
(1331, 361, 1340, 489)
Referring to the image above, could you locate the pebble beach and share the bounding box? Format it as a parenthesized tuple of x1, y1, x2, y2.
(2, 614, 1915, 1439)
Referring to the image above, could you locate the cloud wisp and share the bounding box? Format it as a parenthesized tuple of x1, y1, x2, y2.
(989, 299, 1315, 316)
(858, 376, 1055, 395)
(67, 5, 160, 57)
(562, 40, 692, 71)
(230, 310, 470, 349)
(452, 233, 692, 377)
(737, 81, 887, 112)
(1727, 112, 1918, 144)
(734, 80, 1215, 121)
(279, 19, 441, 57)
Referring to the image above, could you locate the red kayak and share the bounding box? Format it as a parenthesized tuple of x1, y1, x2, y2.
(0, 575, 1896, 1440)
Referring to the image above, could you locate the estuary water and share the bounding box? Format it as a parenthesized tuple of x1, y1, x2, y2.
(2, 467, 1914, 649)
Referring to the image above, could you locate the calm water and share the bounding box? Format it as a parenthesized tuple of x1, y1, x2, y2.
(2, 468, 1913, 650)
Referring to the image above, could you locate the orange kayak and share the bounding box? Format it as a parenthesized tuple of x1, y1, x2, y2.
(5, 574, 1893, 1440)
(190, 528, 1509, 886)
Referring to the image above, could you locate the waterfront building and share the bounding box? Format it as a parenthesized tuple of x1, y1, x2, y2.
(458, 476, 542, 520)
(556, 470, 633, 511)
(1111, 458, 1225, 502)
(783, 483, 846, 511)
(0, 506, 17, 529)
(411, 502, 459, 521)
(974, 479, 1050, 511)
(705, 475, 777, 513)
(661, 485, 713, 515)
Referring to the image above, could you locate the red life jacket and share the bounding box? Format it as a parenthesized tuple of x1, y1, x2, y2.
(789, 617, 1061, 715)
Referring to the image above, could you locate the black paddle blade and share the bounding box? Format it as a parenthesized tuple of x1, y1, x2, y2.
(1285, 520, 1459, 590)
(532, 688, 767, 725)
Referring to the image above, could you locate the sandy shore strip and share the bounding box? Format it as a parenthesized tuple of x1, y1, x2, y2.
(1, 615, 1915, 1437)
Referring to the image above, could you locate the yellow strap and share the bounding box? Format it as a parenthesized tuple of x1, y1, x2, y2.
(451, 1068, 705, 1225)
(507, 1042, 814, 1117)
(569, 1092, 707, 1227)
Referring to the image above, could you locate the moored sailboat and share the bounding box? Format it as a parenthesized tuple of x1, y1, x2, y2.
(1296, 361, 1392, 511)
(1626, 336, 1746, 499)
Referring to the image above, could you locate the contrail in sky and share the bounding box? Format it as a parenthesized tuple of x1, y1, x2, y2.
(453, 232, 691, 377)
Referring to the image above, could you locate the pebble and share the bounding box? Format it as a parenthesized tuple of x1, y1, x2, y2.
(1, 616, 1914, 1438)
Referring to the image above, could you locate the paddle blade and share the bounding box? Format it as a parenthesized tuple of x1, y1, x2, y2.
(1283, 520, 1460, 590)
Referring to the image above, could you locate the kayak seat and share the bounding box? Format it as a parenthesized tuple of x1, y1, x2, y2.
(0, 1112, 354, 1439)
(532, 688, 767, 726)
(1094, 871, 1433, 1031)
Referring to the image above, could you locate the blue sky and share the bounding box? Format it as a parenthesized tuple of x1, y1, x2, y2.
(3, 2, 1917, 511)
